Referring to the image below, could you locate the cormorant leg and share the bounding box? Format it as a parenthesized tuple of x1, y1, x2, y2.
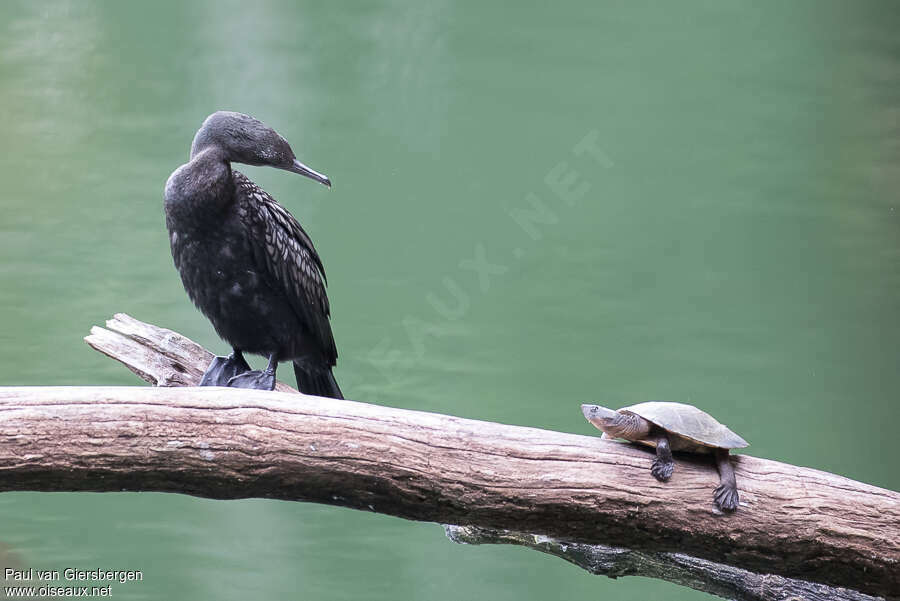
(227, 353, 278, 391)
(713, 448, 740, 512)
(199, 349, 251, 387)
(650, 435, 675, 482)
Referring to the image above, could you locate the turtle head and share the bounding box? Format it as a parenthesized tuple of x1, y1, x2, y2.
(581, 404, 619, 431)
(581, 404, 651, 441)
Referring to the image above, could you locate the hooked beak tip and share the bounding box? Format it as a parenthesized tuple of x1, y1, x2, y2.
(290, 158, 331, 189)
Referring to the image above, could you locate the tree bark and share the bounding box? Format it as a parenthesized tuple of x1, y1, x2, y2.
(0, 315, 876, 599)
(444, 525, 884, 601)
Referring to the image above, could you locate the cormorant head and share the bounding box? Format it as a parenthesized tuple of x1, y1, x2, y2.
(190, 111, 331, 187)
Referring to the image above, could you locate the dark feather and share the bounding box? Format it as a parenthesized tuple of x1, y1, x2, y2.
(233, 170, 337, 363)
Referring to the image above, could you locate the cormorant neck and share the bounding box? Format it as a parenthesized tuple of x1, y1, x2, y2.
(190, 143, 230, 165)
(187, 146, 233, 191)
(165, 146, 235, 222)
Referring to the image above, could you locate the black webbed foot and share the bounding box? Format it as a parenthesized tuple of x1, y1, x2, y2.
(227, 369, 276, 391)
(199, 351, 251, 386)
(650, 458, 675, 481)
(714, 483, 740, 512)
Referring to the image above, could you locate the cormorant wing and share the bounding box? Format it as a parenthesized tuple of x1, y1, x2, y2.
(233, 170, 337, 362)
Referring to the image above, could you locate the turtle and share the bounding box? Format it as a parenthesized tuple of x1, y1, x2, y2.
(581, 401, 748, 511)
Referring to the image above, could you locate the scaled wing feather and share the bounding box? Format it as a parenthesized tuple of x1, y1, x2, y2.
(233, 171, 337, 363)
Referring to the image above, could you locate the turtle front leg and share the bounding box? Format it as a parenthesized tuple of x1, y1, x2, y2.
(713, 448, 740, 512)
(650, 435, 675, 481)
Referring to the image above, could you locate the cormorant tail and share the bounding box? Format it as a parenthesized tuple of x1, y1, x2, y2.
(293, 362, 343, 399)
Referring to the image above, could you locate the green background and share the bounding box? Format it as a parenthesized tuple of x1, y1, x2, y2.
(1, 1, 898, 599)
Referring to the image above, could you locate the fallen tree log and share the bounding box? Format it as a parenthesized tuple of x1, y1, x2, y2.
(444, 525, 884, 601)
(0, 314, 893, 599)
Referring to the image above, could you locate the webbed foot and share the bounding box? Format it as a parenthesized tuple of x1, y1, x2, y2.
(199, 351, 251, 386)
(650, 458, 675, 481)
(714, 483, 740, 512)
(227, 369, 276, 391)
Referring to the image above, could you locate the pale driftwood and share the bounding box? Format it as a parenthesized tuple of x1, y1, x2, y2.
(7, 387, 895, 601)
(0, 315, 863, 599)
(444, 525, 883, 601)
(85, 313, 296, 393)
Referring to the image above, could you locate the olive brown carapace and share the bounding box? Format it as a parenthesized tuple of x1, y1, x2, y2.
(164, 111, 342, 398)
(581, 402, 748, 511)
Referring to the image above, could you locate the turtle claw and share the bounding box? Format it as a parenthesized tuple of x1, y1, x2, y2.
(650, 458, 675, 482)
(714, 483, 740, 512)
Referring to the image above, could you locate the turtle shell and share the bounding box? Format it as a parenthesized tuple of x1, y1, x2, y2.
(621, 401, 748, 449)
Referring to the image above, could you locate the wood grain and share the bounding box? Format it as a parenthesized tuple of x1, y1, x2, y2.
(42, 314, 884, 599)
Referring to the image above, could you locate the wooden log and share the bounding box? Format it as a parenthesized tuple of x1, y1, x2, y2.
(4, 383, 896, 599)
(85, 313, 296, 393)
(5, 313, 869, 600)
(444, 525, 884, 601)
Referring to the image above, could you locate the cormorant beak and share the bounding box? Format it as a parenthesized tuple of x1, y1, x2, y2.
(289, 158, 332, 188)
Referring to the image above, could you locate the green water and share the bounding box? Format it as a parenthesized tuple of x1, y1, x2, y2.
(1, 1, 898, 599)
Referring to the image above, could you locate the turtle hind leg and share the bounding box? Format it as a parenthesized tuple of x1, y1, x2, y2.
(650, 435, 675, 481)
(713, 448, 740, 512)
(199, 349, 251, 386)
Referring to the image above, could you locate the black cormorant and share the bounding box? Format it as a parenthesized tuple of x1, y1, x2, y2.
(164, 111, 342, 398)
